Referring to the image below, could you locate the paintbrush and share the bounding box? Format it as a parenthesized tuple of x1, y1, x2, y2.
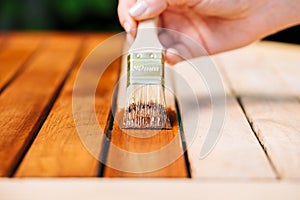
(122, 18, 171, 129)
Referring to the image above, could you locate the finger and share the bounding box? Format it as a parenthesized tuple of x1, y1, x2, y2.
(162, 11, 210, 57)
(158, 30, 176, 48)
(165, 48, 183, 65)
(178, 33, 209, 57)
(161, 27, 209, 62)
(118, 0, 138, 35)
(126, 33, 135, 45)
(129, 0, 168, 20)
(192, 0, 252, 18)
(165, 43, 193, 64)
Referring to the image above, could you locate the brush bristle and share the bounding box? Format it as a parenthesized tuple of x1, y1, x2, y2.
(122, 85, 171, 129)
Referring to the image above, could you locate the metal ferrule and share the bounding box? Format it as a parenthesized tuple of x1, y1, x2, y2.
(127, 52, 164, 87)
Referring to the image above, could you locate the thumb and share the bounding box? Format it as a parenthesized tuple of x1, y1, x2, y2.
(129, 0, 167, 20)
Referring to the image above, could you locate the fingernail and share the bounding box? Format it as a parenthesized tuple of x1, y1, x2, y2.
(129, 1, 148, 17)
(167, 48, 179, 56)
(166, 48, 181, 64)
(124, 22, 131, 32)
(126, 33, 134, 44)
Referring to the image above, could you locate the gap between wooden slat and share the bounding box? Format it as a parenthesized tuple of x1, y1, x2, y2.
(175, 98, 192, 178)
(236, 96, 280, 178)
(96, 72, 120, 177)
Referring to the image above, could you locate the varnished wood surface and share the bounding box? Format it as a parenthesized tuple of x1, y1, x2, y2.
(0, 33, 300, 198)
(0, 33, 82, 176)
(103, 109, 188, 177)
(0, 34, 41, 92)
(15, 35, 115, 177)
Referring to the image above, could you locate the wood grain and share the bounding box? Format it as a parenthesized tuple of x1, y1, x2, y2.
(217, 41, 300, 179)
(254, 42, 300, 98)
(0, 34, 82, 177)
(15, 34, 119, 177)
(1, 33, 299, 180)
(103, 109, 188, 177)
(172, 59, 276, 179)
(0, 33, 41, 92)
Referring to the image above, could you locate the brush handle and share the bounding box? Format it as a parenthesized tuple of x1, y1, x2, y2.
(137, 18, 158, 30)
(130, 18, 163, 50)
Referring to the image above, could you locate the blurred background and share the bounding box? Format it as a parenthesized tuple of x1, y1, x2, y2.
(0, 0, 120, 31)
(0, 0, 299, 44)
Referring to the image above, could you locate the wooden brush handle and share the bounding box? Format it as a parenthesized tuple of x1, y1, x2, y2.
(130, 18, 163, 50)
(137, 18, 158, 30)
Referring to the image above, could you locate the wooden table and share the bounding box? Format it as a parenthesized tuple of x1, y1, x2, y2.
(0, 32, 300, 199)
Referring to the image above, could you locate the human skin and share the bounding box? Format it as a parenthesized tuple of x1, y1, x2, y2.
(118, 0, 300, 63)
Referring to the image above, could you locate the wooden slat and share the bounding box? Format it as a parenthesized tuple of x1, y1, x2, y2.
(255, 42, 300, 97)
(103, 110, 188, 177)
(1, 179, 300, 200)
(0, 34, 82, 177)
(172, 59, 276, 179)
(217, 41, 300, 179)
(0, 34, 41, 92)
(15, 34, 119, 177)
(0, 37, 5, 55)
(103, 55, 188, 177)
(0, 33, 7, 47)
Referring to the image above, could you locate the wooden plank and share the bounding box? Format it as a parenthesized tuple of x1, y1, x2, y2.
(254, 42, 300, 97)
(103, 110, 188, 177)
(0, 179, 300, 200)
(0, 36, 5, 52)
(0, 33, 7, 46)
(172, 59, 276, 179)
(217, 41, 300, 178)
(0, 33, 41, 92)
(0, 34, 82, 177)
(103, 55, 188, 177)
(15, 34, 119, 177)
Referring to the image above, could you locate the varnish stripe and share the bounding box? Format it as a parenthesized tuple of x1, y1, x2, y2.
(0, 39, 45, 94)
(236, 96, 280, 179)
(10, 37, 86, 177)
(99, 86, 191, 177)
(175, 98, 192, 178)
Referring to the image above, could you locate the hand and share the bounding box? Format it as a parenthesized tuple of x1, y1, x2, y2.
(118, 0, 300, 64)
